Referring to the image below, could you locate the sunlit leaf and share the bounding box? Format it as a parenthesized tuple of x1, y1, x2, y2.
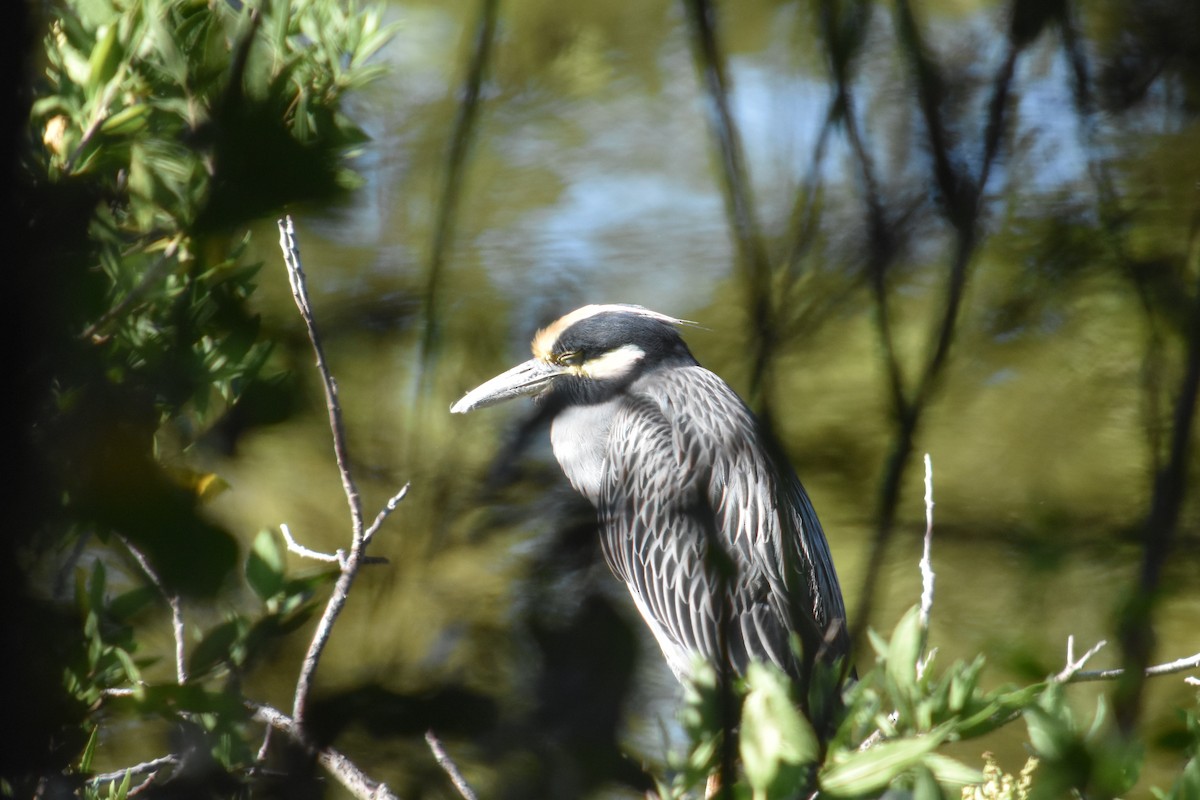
(246, 529, 285, 601)
(820, 725, 950, 797)
(923, 753, 986, 788)
(741, 663, 819, 792)
(112, 648, 145, 700)
(86, 22, 122, 94)
(912, 765, 943, 800)
(887, 606, 923, 702)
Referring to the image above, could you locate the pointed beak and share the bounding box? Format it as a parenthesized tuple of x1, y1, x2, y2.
(450, 358, 566, 414)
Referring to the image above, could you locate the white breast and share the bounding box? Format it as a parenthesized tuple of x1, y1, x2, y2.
(549, 399, 620, 505)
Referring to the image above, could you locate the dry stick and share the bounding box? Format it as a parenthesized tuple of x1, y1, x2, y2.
(271, 217, 409, 800)
(1053, 635, 1110, 684)
(279, 215, 369, 727)
(1067, 648, 1200, 685)
(862, 454, 937, 749)
(281, 522, 395, 568)
(119, 536, 187, 685)
(252, 704, 400, 800)
(88, 755, 180, 789)
(425, 731, 479, 800)
(916, 453, 936, 680)
(88, 541, 188, 794)
(280, 522, 343, 565)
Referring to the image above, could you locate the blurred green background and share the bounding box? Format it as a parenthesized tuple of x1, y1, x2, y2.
(9, 0, 1200, 797)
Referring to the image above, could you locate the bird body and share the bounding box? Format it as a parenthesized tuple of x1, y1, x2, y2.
(451, 305, 848, 684)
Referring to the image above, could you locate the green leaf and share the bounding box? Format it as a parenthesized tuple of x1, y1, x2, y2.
(79, 725, 99, 773)
(923, 753, 986, 787)
(137, 683, 249, 717)
(99, 103, 149, 136)
(912, 765, 944, 800)
(86, 23, 123, 94)
(113, 647, 143, 692)
(246, 529, 285, 601)
(113, 769, 132, 799)
(741, 663, 819, 791)
(1164, 756, 1200, 800)
(887, 606, 923, 700)
(1024, 704, 1067, 759)
(108, 585, 157, 621)
(947, 655, 983, 713)
(89, 559, 107, 613)
(188, 618, 243, 678)
(820, 725, 950, 797)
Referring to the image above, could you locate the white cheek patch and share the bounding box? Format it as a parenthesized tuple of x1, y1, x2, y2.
(578, 344, 646, 380)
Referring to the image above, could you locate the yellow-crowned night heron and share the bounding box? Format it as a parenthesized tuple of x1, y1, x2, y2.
(451, 304, 849, 685)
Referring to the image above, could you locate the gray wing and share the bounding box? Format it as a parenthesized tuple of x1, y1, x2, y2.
(599, 366, 847, 681)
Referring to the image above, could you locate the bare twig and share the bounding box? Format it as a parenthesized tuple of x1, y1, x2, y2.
(278, 217, 363, 538)
(251, 703, 400, 800)
(276, 216, 409, 733)
(365, 484, 410, 545)
(916, 455, 936, 681)
(279, 216, 366, 726)
(280, 523, 342, 565)
(1067, 648, 1200, 685)
(425, 730, 479, 800)
(1053, 635, 1109, 683)
(281, 523, 391, 568)
(88, 755, 179, 787)
(119, 536, 188, 684)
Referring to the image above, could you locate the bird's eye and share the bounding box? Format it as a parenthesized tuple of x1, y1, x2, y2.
(557, 351, 583, 367)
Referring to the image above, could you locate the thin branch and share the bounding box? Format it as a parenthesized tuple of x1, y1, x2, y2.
(277, 216, 409, 733)
(278, 217, 364, 538)
(88, 755, 179, 787)
(918, 453, 936, 634)
(279, 216, 366, 726)
(1068, 649, 1200, 685)
(1053, 635, 1109, 683)
(281, 523, 390, 568)
(251, 703, 400, 800)
(280, 523, 342, 565)
(364, 483, 411, 545)
(916, 454, 936, 680)
(119, 536, 188, 685)
(425, 730, 479, 800)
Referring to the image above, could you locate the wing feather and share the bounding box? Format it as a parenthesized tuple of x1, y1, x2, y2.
(599, 365, 847, 681)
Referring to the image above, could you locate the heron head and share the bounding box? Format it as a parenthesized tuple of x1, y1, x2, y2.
(450, 304, 695, 413)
